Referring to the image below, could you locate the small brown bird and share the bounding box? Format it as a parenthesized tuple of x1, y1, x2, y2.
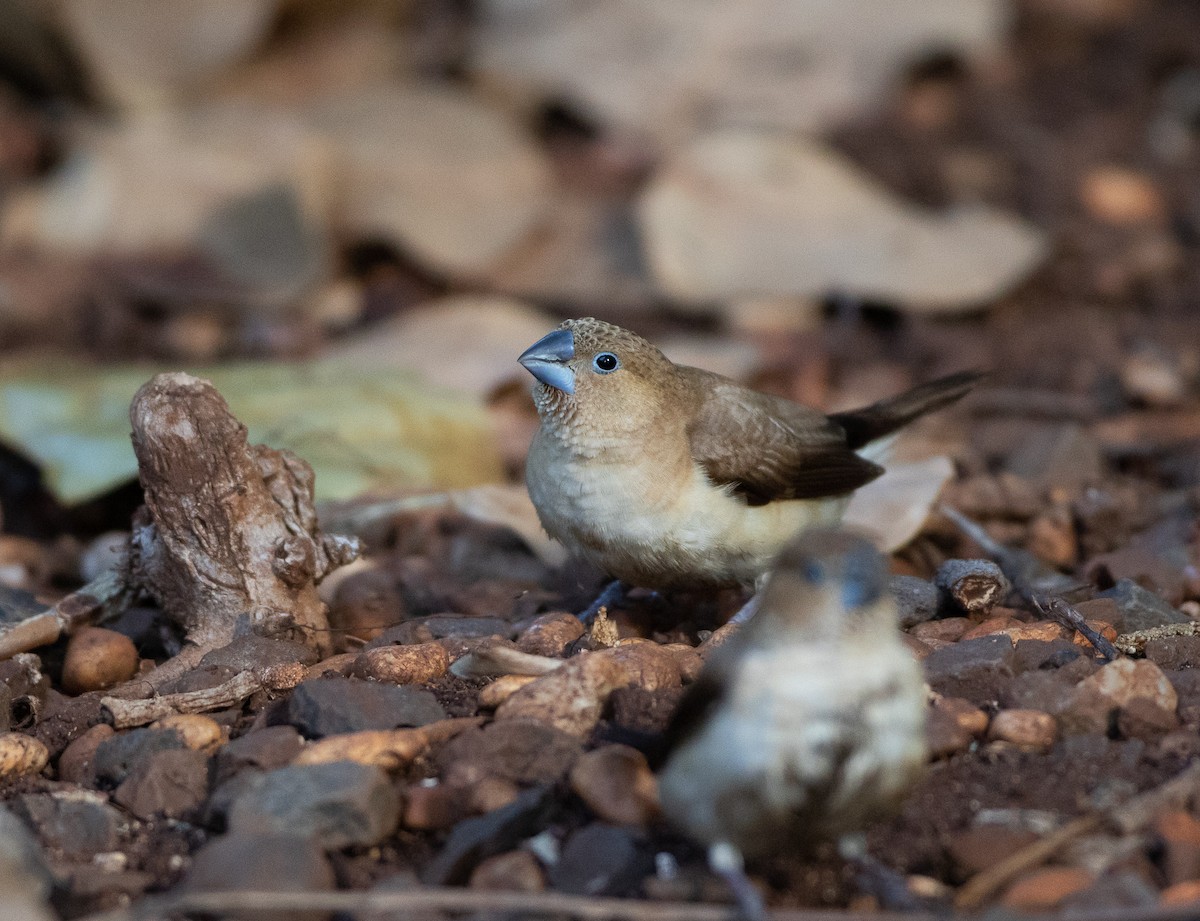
(656, 529, 928, 917)
(518, 317, 978, 605)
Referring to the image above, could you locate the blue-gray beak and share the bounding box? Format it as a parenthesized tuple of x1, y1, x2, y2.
(518, 328, 576, 394)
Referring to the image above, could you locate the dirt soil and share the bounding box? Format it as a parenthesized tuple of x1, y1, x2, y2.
(3, 2, 1200, 920)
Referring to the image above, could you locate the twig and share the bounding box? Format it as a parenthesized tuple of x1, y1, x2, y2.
(956, 759, 1200, 909)
(1034, 595, 1120, 662)
(74, 886, 941, 921)
(100, 663, 305, 729)
(0, 568, 130, 662)
(938, 505, 1086, 598)
(953, 813, 1102, 909)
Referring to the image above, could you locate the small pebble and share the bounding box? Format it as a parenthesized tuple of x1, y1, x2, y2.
(1079, 165, 1165, 226)
(57, 723, 116, 785)
(1160, 879, 1200, 906)
(468, 776, 520, 814)
(62, 627, 139, 694)
(933, 696, 990, 736)
(0, 732, 48, 777)
(469, 850, 545, 892)
(352, 642, 449, 685)
(495, 652, 627, 737)
(598, 643, 681, 691)
(569, 745, 658, 826)
(935, 559, 1010, 616)
(151, 714, 224, 751)
(1002, 866, 1095, 911)
(329, 567, 406, 646)
(517, 612, 584, 657)
(402, 782, 464, 830)
(988, 709, 1058, 749)
(910, 618, 971, 643)
(1154, 810, 1200, 886)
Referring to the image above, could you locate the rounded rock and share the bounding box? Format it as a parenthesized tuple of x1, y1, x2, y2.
(569, 744, 658, 826)
(469, 850, 545, 892)
(988, 709, 1057, 749)
(352, 642, 449, 685)
(495, 653, 626, 737)
(598, 643, 682, 691)
(62, 627, 139, 694)
(1002, 867, 1094, 911)
(330, 568, 405, 646)
(57, 723, 115, 785)
(517, 612, 584, 657)
(0, 732, 49, 777)
(151, 714, 225, 751)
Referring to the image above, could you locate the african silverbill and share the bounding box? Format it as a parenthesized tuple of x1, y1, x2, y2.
(656, 528, 928, 918)
(518, 317, 979, 603)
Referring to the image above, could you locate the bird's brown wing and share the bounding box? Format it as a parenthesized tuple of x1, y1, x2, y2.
(681, 367, 884, 503)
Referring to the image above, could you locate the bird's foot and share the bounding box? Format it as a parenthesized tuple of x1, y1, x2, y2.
(837, 834, 926, 912)
(708, 842, 768, 921)
(576, 579, 627, 623)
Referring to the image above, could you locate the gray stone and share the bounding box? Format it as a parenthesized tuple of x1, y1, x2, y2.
(179, 832, 334, 921)
(923, 635, 1015, 703)
(1098, 579, 1190, 633)
(200, 634, 320, 671)
(15, 793, 125, 857)
(1011, 639, 1089, 674)
(227, 761, 400, 850)
(215, 725, 304, 784)
(281, 677, 447, 738)
(550, 823, 648, 897)
(0, 806, 55, 921)
(934, 558, 1010, 616)
(436, 720, 581, 786)
(890, 575, 939, 628)
(423, 786, 557, 886)
(112, 748, 211, 820)
(1060, 869, 1157, 913)
(93, 728, 187, 786)
(1145, 636, 1200, 671)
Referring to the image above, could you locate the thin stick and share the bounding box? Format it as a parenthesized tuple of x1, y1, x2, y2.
(1034, 595, 1120, 662)
(956, 759, 1200, 909)
(0, 568, 129, 661)
(74, 886, 941, 921)
(100, 663, 305, 728)
(953, 813, 1102, 909)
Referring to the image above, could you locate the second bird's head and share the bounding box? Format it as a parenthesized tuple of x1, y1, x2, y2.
(518, 318, 677, 433)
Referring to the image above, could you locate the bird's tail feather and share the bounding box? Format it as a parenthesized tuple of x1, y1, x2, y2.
(830, 371, 984, 451)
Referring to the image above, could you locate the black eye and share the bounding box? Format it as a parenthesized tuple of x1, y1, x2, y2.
(593, 352, 620, 373)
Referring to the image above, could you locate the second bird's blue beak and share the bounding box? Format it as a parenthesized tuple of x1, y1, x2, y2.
(518, 328, 576, 394)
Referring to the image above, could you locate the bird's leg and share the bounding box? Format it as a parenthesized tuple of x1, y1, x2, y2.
(708, 842, 768, 921)
(727, 572, 770, 625)
(576, 579, 628, 623)
(837, 834, 924, 911)
(726, 593, 761, 625)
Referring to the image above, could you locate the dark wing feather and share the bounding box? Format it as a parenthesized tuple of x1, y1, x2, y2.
(682, 367, 884, 503)
(829, 370, 984, 450)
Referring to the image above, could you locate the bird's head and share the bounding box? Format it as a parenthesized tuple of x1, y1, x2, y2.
(518, 318, 679, 437)
(755, 529, 896, 640)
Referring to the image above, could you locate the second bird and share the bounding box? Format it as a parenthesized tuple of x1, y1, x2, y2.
(519, 317, 979, 594)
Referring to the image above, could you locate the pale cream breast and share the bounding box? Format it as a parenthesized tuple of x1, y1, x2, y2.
(658, 639, 927, 854)
(528, 424, 850, 588)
